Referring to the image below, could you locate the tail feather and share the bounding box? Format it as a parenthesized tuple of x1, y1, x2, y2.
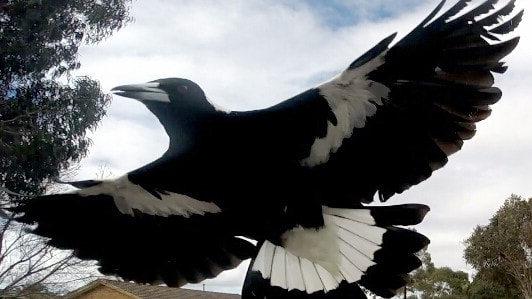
(242, 204, 429, 298)
(243, 257, 368, 299)
(372, 248, 422, 273)
(358, 270, 408, 298)
(324, 204, 429, 227)
(382, 226, 430, 253)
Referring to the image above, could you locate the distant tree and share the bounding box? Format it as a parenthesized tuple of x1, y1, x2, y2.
(0, 167, 101, 295)
(0, 0, 133, 293)
(1, 77, 110, 196)
(464, 195, 532, 299)
(409, 247, 436, 297)
(0, 281, 60, 298)
(1, 0, 132, 197)
(466, 274, 518, 299)
(408, 247, 469, 299)
(0, 220, 97, 297)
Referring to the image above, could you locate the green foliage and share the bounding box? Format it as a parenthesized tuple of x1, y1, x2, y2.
(0, 0, 132, 196)
(0, 0, 132, 293)
(467, 275, 519, 299)
(409, 247, 436, 297)
(409, 248, 470, 299)
(463, 195, 532, 299)
(1, 77, 109, 195)
(1, 0, 132, 80)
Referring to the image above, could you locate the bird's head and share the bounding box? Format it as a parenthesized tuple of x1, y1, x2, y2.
(111, 78, 215, 113)
(112, 78, 224, 150)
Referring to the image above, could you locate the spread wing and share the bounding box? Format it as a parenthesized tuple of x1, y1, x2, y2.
(232, 0, 522, 204)
(12, 174, 256, 287)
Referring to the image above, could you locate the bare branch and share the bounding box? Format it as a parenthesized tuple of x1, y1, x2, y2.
(0, 109, 41, 125)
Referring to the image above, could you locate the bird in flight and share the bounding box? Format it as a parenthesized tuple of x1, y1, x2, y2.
(10, 1, 522, 298)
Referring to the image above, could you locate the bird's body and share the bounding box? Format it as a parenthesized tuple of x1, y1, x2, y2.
(8, 1, 523, 298)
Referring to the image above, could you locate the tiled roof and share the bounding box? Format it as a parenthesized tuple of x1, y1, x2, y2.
(65, 279, 240, 299)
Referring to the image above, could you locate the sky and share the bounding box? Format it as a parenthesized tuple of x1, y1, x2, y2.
(71, 0, 531, 295)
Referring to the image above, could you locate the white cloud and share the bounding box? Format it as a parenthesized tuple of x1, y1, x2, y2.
(72, 0, 532, 294)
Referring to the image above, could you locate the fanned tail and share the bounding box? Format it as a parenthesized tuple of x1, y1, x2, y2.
(242, 204, 430, 299)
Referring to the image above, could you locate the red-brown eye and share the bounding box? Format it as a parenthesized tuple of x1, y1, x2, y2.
(177, 85, 188, 94)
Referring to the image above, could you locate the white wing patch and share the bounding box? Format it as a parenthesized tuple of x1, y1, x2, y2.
(300, 53, 389, 167)
(252, 206, 387, 294)
(76, 176, 221, 217)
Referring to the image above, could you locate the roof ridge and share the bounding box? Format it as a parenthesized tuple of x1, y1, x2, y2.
(97, 279, 143, 299)
(99, 279, 241, 298)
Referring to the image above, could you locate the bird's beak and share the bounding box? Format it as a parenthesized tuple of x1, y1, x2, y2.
(111, 82, 170, 103)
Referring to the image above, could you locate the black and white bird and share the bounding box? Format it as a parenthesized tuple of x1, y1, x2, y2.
(9, 1, 522, 298)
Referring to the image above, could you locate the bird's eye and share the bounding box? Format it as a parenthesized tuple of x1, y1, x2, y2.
(177, 85, 188, 94)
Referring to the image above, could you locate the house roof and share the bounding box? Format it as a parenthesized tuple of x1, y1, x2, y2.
(64, 279, 240, 299)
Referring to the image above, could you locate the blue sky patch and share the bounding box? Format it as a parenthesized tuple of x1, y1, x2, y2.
(300, 0, 429, 29)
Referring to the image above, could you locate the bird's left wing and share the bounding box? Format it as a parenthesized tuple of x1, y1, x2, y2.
(11, 174, 256, 287)
(233, 0, 522, 204)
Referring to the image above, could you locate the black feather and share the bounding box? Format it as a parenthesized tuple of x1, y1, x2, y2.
(490, 9, 524, 35)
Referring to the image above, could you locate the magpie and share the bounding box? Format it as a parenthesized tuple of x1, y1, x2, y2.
(9, 1, 522, 298)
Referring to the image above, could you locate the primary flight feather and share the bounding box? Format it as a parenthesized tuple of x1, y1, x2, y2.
(9, 1, 522, 298)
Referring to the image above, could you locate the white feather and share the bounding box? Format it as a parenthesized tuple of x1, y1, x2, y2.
(337, 226, 381, 259)
(338, 238, 376, 272)
(315, 263, 341, 293)
(285, 251, 306, 291)
(76, 176, 221, 217)
(282, 225, 339, 275)
(301, 52, 389, 167)
(300, 258, 324, 293)
(252, 206, 387, 294)
(271, 246, 287, 289)
(323, 214, 385, 245)
(323, 207, 376, 225)
(339, 255, 363, 282)
(252, 241, 276, 278)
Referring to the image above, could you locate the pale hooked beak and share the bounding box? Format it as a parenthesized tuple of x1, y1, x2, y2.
(111, 82, 170, 103)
